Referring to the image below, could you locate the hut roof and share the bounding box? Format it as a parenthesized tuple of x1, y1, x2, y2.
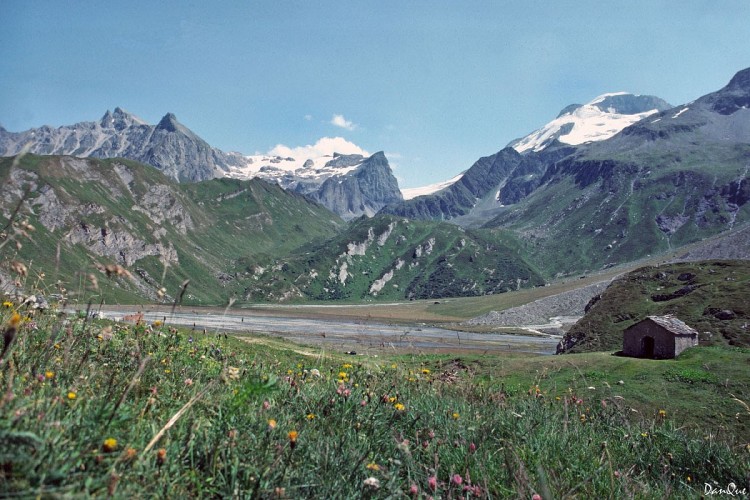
(629, 315, 698, 336)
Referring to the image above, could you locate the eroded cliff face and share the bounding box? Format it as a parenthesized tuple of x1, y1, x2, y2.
(7, 158, 185, 269)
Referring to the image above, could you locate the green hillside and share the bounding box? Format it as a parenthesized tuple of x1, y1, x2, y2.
(486, 142, 750, 279)
(241, 214, 545, 302)
(558, 260, 750, 353)
(0, 155, 343, 305)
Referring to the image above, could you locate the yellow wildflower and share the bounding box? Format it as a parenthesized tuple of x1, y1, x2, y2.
(452, 412, 460, 420)
(268, 419, 277, 430)
(306, 413, 316, 420)
(394, 403, 405, 411)
(366, 462, 380, 471)
(45, 371, 55, 379)
(2, 301, 13, 308)
(421, 368, 431, 375)
(67, 391, 77, 400)
(102, 438, 118, 453)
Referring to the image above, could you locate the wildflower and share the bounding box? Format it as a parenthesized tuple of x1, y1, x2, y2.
(469, 442, 477, 453)
(122, 447, 137, 461)
(452, 412, 460, 420)
(409, 484, 419, 496)
(391, 363, 397, 369)
(389, 396, 397, 404)
(658, 409, 667, 418)
(156, 448, 167, 466)
(394, 403, 405, 411)
(10, 261, 27, 277)
(263, 400, 271, 410)
(366, 462, 380, 471)
(152, 320, 163, 328)
(309, 369, 321, 378)
(268, 419, 277, 430)
(102, 438, 118, 453)
(451, 474, 463, 486)
(184, 378, 193, 386)
(288, 430, 298, 449)
(363, 477, 380, 489)
(421, 368, 431, 374)
(225, 366, 241, 380)
(428, 475, 437, 491)
(2, 301, 12, 308)
(338, 371, 348, 380)
(532, 495, 543, 500)
(306, 413, 316, 420)
(67, 391, 77, 400)
(45, 371, 54, 379)
(342, 363, 353, 369)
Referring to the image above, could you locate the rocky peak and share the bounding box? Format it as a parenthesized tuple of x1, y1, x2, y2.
(100, 107, 144, 131)
(156, 113, 180, 132)
(325, 153, 365, 168)
(705, 67, 750, 115)
(726, 67, 750, 91)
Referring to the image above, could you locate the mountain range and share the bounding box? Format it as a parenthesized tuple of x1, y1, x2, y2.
(0, 111, 403, 220)
(1, 67, 748, 304)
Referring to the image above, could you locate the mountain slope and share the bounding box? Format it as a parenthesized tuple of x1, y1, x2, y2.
(380, 145, 575, 226)
(0, 154, 343, 304)
(486, 67, 750, 276)
(557, 260, 750, 353)
(242, 214, 545, 302)
(0, 112, 403, 219)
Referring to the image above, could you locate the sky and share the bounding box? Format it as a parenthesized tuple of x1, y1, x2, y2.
(2, 1, 749, 189)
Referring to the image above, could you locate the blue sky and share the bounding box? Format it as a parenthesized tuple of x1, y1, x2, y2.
(2, 1, 749, 188)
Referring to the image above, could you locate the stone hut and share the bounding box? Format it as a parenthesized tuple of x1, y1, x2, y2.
(622, 315, 698, 359)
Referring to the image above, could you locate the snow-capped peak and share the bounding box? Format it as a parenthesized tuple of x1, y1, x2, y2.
(509, 93, 672, 153)
(223, 137, 371, 190)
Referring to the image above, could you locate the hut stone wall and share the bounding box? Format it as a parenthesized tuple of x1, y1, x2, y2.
(623, 321, 676, 359)
(623, 317, 698, 359)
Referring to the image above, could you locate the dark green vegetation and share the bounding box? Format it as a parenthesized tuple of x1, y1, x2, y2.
(559, 260, 750, 353)
(244, 214, 544, 302)
(1, 304, 748, 497)
(486, 142, 750, 277)
(0, 154, 342, 304)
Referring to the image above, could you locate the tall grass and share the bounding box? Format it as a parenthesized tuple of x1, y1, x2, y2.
(0, 304, 747, 498)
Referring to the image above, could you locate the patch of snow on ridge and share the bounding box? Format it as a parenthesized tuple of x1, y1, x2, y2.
(401, 173, 464, 200)
(512, 93, 660, 153)
(671, 107, 689, 119)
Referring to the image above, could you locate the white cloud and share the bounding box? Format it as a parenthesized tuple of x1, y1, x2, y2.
(330, 114, 357, 131)
(268, 137, 369, 159)
(304, 114, 313, 121)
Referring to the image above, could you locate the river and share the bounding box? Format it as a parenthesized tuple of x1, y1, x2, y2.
(94, 307, 560, 355)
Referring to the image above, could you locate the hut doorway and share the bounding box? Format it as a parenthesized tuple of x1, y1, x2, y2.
(641, 336, 655, 358)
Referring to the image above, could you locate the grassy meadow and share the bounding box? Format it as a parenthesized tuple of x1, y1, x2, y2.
(1, 301, 748, 498)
